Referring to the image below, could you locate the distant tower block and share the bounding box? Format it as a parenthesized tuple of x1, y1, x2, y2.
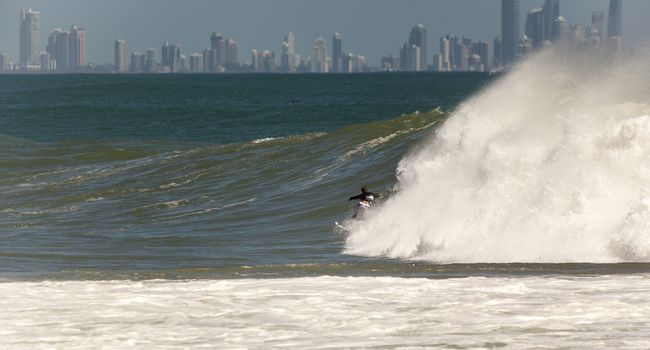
(607, 0, 622, 38)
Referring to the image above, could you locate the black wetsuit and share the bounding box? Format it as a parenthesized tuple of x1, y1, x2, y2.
(349, 192, 380, 202)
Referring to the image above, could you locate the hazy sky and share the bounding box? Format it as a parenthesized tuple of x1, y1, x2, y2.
(1, 0, 649, 65)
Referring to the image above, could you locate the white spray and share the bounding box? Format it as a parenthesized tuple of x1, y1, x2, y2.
(346, 49, 650, 263)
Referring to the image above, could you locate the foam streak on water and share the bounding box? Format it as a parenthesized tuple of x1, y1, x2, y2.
(346, 50, 650, 263)
(2, 275, 650, 349)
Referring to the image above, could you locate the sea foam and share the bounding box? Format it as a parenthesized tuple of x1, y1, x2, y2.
(346, 49, 650, 263)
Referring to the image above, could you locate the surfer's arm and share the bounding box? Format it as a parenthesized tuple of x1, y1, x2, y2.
(370, 192, 380, 198)
(349, 194, 363, 201)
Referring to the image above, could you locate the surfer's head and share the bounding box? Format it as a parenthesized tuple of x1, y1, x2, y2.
(361, 186, 368, 193)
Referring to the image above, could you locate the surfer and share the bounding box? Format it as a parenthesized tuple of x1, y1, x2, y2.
(349, 186, 380, 219)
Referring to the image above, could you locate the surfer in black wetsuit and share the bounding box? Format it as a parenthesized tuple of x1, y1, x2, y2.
(349, 187, 380, 219)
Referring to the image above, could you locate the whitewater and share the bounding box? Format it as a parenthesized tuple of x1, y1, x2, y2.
(346, 50, 650, 263)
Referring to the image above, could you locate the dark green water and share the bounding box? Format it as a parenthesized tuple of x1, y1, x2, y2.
(0, 73, 503, 279)
(0, 73, 487, 143)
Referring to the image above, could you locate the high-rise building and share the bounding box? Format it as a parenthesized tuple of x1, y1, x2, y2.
(432, 54, 443, 72)
(526, 8, 545, 49)
(552, 17, 567, 43)
(251, 49, 276, 73)
(69, 25, 86, 69)
(543, 0, 560, 41)
(179, 54, 186, 72)
(162, 42, 181, 72)
(0, 53, 8, 70)
(130, 51, 145, 72)
(210, 33, 223, 51)
(380, 55, 399, 71)
(468, 54, 482, 71)
(281, 32, 299, 73)
(439, 37, 450, 71)
(332, 33, 343, 73)
(226, 39, 238, 66)
(409, 24, 427, 70)
(569, 23, 587, 48)
(173, 48, 183, 73)
(40, 52, 53, 71)
(54, 30, 70, 71)
(445, 34, 458, 70)
(202, 48, 215, 72)
(456, 43, 469, 71)
(407, 45, 421, 71)
(342, 53, 365, 73)
(310, 36, 328, 73)
(115, 39, 127, 72)
(189, 53, 203, 73)
(453, 40, 470, 71)
(260, 50, 276, 72)
(493, 36, 503, 68)
(210, 32, 226, 65)
(19, 8, 40, 68)
(501, 0, 519, 66)
(518, 35, 533, 56)
(607, 35, 623, 53)
(209, 33, 238, 69)
(607, 0, 622, 38)
(145, 49, 156, 72)
(591, 11, 605, 43)
(399, 43, 409, 71)
(475, 41, 490, 71)
(47, 29, 60, 68)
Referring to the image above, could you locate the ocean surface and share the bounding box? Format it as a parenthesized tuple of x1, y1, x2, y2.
(3, 53, 650, 349)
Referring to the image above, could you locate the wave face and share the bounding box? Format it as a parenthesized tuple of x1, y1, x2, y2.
(0, 110, 444, 275)
(346, 50, 650, 263)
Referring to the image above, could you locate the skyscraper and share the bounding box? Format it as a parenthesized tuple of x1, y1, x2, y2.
(162, 42, 182, 72)
(40, 53, 52, 71)
(475, 41, 490, 71)
(399, 43, 409, 71)
(19, 8, 40, 68)
(0, 53, 8, 71)
(526, 8, 544, 49)
(130, 51, 145, 72)
(501, 0, 519, 66)
(456, 43, 469, 71)
(607, 0, 622, 38)
(115, 39, 127, 72)
(409, 24, 427, 70)
(439, 37, 450, 71)
(69, 25, 86, 69)
(170, 45, 181, 73)
(310, 36, 328, 73)
(0, 53, 8, 70)
(210, 33, 226, 65)
(591, 11, 605, 43)
(281, 32, 299, 73)
(145, 48, 156, 73)
(226, 39, 238, 66)
(332, 33, 342, 73)
(493, 36, 503, 68)
(552, 17, 567, 43)
(543, 0, 560, 41)
(407, 45, 421, 71)
(53, 30, 70, 71)
(189, 53, 203, 73)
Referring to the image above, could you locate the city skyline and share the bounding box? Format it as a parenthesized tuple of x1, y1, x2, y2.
(1, 0, 650, 68)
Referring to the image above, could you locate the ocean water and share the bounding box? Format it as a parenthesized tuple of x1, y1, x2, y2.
(3, 53, 650, 349)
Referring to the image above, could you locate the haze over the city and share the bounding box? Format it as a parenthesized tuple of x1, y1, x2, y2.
(1, 0, 649, 66)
